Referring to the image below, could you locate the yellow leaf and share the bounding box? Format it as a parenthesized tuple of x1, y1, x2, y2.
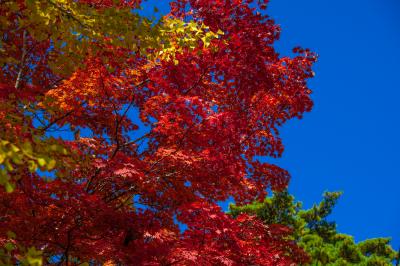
(46, 159, 56, 170)
(37, 158, 46, 167)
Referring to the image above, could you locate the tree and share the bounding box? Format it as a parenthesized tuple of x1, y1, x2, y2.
(230, 191, 399, 265)
(0, 0, 316, 264)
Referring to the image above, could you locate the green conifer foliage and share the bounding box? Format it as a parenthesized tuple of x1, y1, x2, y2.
(230, 191, 398, 265)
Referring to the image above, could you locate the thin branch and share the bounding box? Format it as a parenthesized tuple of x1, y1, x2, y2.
(47, 0, 90, 30)
(109, 78, 150, 159)
(85, 79, 150, 193)
(120, 132, 151, 148)
(15, 30, 27, 89)
(39, 109, 75, 132)
(182, 67, 208, 95)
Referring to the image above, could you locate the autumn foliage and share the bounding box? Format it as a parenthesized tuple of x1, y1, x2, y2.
(0, 0, 316, 265)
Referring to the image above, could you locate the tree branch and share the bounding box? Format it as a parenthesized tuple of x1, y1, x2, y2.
(15, 30, 27, 89)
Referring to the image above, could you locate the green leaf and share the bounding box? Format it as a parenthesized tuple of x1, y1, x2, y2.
(4, 242, 15, 251)
(11, 154, 23, 165)
(22, 141, 33, 155)
(28, 161, 38, 172)
(5, 182, 15, 193)
(4, 160, 13, 171)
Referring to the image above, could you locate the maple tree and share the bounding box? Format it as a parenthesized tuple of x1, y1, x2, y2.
(0, 0, 316, 265)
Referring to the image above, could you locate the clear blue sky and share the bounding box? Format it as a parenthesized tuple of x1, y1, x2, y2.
(139, 0, 400, 248)
(266, 0, 400, 248)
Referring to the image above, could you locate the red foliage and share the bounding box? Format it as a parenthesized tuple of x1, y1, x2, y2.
(0, 0, 316, 264)
(169, 202, 309, 265)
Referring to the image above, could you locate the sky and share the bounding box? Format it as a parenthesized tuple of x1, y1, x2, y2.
(138, 0, 400, 249)
(265, 0, 400, 249)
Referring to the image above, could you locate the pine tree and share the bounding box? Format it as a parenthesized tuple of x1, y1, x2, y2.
(230, 191, 398, 265)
